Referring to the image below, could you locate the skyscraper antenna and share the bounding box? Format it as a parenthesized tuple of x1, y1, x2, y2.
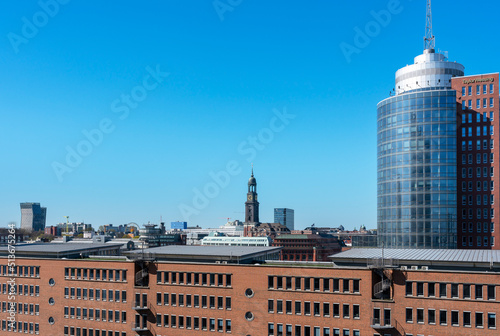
(424, 0, 435, 50)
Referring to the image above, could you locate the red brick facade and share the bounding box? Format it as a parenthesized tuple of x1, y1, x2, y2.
(1, 257, 500, 336)
(453, 73, 500, 249)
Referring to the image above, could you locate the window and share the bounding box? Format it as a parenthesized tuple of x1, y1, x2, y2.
(343, 279, 349, 293)
(451, 284, 458, 298)
(333, 303, 339, 318)
(464, 311, 471, 327)
(286, 301, 292, 314)
(477, 99, 481, 109)
(304, 302, 310, 315)
(428, 282, 435, 297)
(417, 308, 424, 324)
(353, 305, 359, 319)
(406, 308, 413, 323)
(323, 302, 330, 317)
(490, 84, 494, 94)
(488, 313, 496, 329)
(277, 300, 283, 313)
(469, 86, 472, 95)
(324, 278, 330, 292)
(464, 284, 471, 299)
(333, 279, 339, 292)
(487, 285, 495, 300)
(476, 312, 484, 328)
(462, 87, 466, 96)
(439, 283, 447, 298)
(304, 278, 310, 291)
(416, 282, 423, 296)
(477, 85, 481, 95)
(476, 285, 483, 300)
(295, 277, 301, 290)
(313, 278, 320, 291)
(440, 310, 447, 325)
(490, 98, 494, 108)
(452, 311, 459, 326)
(343, 304, 349, 318)
(405, 282, 412, 296)
(295, 301, 301, 315)
(268, 276, 274, 289)
(313, 302, 320, 316)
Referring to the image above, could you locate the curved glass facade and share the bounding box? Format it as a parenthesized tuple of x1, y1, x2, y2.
(377, 88, 458, 248)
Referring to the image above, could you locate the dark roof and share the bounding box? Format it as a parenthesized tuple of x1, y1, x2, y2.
(124, 245, 282, 263)
(0, 242, 123, 259)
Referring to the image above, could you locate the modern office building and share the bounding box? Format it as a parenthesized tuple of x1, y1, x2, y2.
(1, 243, 500, 335)
(377, 47, 463, 248)
(20, 202, 47, 232)
(377, 2, 500, 249)
(274, 208, 295, 230)
(453, 74, 500, 249)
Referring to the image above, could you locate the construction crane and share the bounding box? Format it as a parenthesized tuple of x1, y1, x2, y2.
(63, 216, 70, 234)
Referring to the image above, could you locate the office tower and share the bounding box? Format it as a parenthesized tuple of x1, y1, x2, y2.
(20, 202, 47, 232)
(453, 74, 500, 249)
(274, 208, 295, 230)
(377, 2, 464, 248)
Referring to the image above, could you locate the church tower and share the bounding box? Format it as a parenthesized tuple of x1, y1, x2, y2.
(245, 168, 259, 225)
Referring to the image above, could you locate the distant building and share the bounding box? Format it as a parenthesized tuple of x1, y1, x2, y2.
(56, 222, 92, 235)
(274, 208, 295, 230)
(171, 221, 187, 230)
(0, 228, 29, 245)
(44, 226, 61, 237)
(245, 222, 290, 239)
(20, 202, 46, 232)
(241, 169, 291, 238)
(272, 233, 342, 261)
(201, 236, 271, 247)
(139, 223, 186, 247)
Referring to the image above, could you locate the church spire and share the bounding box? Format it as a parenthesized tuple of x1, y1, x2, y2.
(245, 166, 259, 225)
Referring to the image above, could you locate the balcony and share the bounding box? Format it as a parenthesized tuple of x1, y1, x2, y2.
(132, 323, 148, 332)
(371, 317, 405, 334)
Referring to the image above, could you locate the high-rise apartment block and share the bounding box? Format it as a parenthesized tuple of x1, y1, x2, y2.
(274, 208, 295, 230)
(20, 202, 46, 232)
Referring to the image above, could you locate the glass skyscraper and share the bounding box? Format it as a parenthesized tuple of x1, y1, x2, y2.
(377, 49, 464, 248)
(274, 208, 294, 231)
(20, 202, 47, 232)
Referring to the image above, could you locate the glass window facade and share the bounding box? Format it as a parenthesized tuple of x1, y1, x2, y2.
(377, 89, 457, 248)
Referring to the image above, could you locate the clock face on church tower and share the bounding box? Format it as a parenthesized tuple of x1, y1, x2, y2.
(247, 195, 253, 201)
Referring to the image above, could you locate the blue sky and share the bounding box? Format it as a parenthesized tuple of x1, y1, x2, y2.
(1, 0, 499, 230)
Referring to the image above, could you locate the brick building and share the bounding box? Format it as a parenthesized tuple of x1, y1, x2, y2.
(1, 244, 500, 335)
(272, 233, 342, 261)
(453, 74, 500, 249)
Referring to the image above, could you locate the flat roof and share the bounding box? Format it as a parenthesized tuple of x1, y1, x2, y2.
(0, 243, 123, 256)
(126, 245, 281, 257)
(330, 248, 500, 268)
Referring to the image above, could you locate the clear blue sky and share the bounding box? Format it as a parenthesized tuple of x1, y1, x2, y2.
(1, 0, 499, 230)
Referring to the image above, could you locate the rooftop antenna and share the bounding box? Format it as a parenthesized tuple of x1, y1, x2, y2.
(424, 0, 435, 50)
